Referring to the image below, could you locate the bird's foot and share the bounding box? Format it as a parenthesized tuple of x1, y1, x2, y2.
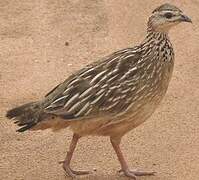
(59, 161, 90, 178)
(119, 169, 156, 179)
(64, 167, 90, 178)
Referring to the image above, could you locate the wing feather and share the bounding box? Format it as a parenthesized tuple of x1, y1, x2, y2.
(44, 47, 142, 120)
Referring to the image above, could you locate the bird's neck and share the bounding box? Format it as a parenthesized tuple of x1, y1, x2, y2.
(141, 27, 169, 47)
(140, 26, 174, 65)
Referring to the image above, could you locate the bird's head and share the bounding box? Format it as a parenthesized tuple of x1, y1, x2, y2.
(148, 3, 192, 33)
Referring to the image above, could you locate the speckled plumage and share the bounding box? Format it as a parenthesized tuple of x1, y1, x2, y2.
(6, 3, 191, 179)
(35, 30, 174, 137)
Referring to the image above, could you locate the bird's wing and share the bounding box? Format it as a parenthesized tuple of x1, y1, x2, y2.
(44, 47, 143, 120)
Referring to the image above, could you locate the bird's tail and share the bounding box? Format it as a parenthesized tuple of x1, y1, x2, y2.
(6, 101, 45, 132)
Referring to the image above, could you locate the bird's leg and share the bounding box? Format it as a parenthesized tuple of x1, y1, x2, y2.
(110, 137, 155, 179)
(60, 133, 90, 177)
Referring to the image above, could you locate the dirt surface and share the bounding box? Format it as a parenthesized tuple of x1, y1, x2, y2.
(0, 0, 199, 179)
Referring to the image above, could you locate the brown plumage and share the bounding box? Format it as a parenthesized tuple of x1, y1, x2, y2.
(6, 4, 191, 179)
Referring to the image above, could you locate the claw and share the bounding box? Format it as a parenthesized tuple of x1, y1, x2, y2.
(60, 160, 90, 177)
(119, 169, 156, 179)
(63, 165, 90, 177)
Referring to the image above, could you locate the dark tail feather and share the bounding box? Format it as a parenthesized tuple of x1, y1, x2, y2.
(6, 101, 44, 132)
(6, 102, 34, 119)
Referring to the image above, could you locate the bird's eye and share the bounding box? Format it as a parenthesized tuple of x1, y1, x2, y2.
(164, 12, 173, 19)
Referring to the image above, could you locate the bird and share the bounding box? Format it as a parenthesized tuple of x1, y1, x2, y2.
(6, 3, 192, 179)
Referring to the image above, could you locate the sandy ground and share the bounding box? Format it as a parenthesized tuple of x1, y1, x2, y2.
(0, 0, 199, 179)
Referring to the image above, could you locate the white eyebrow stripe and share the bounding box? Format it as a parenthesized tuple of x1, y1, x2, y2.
(160, 10, 179, 14)
(154, 10, 178, 16)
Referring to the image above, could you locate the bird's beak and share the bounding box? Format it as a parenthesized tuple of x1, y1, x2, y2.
(179, 14, 192, 23)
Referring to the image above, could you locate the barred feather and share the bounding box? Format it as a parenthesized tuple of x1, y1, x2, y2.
(43, 32, 174, 120)
(7, 3, 187, 133)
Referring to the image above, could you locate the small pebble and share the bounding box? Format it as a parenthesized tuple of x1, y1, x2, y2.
(93, 168, 97, 171)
